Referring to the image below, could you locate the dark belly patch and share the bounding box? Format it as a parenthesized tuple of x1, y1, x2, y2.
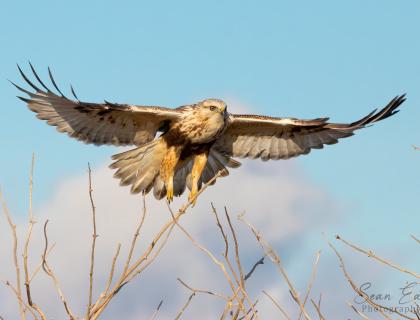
(180, 143, 212, 160)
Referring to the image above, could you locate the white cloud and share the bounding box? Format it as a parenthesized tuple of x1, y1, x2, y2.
(0, 158, 342, 319)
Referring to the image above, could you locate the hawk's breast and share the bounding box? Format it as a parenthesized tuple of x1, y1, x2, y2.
(164, 110, 227, 146)
(182, 112, 227, 144)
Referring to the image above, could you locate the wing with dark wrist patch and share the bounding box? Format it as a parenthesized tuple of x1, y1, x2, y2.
(13, 64, 183, 146)
(214, 95, 406, 160)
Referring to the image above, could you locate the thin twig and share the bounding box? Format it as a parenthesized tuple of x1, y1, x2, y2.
(177, 278, 229, 301)
(239, 214, 311, 320)
(211, 203, 229, 257)
(336, 235, 419, 279)
(238, 300, 259, 320)
(123, 195, 147, 274)
(174, 293, 195, 320)
(224, 207, 250, 320)
(262, 291, 290, 320)
(42, 220, 76, 319)
(1, 279, 37, 319)
(298, 251, 321, 320)
(103, 243, 121, 297)
(411, 234, 420, 245)
(225, 208, 245, 287)
(244, 257, 265, 281)
(29, 244, 56, 282)
(147, 300, 163, 320)
(317, 294, 322, 317)
(24, 155, 35, 302)
(1, 189, 26, 320)
(346, 301, 370, 320)
(91, 243, 122, 313)
(22, 154, 47, 320)
(310, 299, 325, 320)
(87, 163, 98, 319)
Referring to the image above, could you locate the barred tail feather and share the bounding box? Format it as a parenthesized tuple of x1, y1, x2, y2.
(110, 143, 241, 199)
(110, 139, 167, 194)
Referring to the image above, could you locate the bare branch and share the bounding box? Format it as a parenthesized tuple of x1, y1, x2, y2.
(22, 154, 47, 320)
(29, 244, 56, 283)
(87, 164, 98, 318)
(346, 301, 370, 320)
(123, 195, 147, 274)
(310, 299, 325, 320)
(411, 234, 420, 245)
(225, 208, 245, 287)
(223, 208, 250, 320)
(177, 278, 229, 301)
(298, 251, 321, 320)
(336, 235, 419, 279)
(238, 300, 259, 320)
(92, 243, 122, 312)
(24, 154, 36, 305)
(174, 293, 195, 320)
(1, 279, 37, 319)
(42, 220, 76, 319)
(147, 300, 163, 320)
(244, 257, 265, 281)
(1, 189, 25, 320)
(211, 203, 229, 258)
(262, 291, 290, 320)
(239, 214, 312, 320)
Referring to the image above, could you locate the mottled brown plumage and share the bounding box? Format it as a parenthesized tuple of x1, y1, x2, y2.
(14, 64, 406, 203)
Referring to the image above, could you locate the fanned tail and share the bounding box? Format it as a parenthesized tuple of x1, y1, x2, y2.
(110, 142, 241, 200)
(110, 138, 167, 194)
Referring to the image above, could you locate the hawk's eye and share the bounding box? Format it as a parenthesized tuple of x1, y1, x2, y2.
(209, 106, 218, 112)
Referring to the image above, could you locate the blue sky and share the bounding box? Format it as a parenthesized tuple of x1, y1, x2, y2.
(0, 0, 419, 317)
(2, 0, 419, 231)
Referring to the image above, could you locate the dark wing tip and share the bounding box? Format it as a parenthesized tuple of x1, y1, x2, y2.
(70, 84, 80, 101)
(9, 79, 33, 96)
(13, 64, 84, 104)
(17, 63, 42, 92)
(368, 94, 406, 123)
(29, 61, 52, 92)
(330, 94, 406, 130)
(48, 66, 67, 98)
(17, 96, 31, 103)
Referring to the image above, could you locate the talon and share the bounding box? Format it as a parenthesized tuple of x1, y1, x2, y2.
(166, 185, 174, 202)
(188, 189, 198, 206)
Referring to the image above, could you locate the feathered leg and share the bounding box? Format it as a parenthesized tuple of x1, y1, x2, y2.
(160, 146, 181, 202)
(188, 152, 209, 205)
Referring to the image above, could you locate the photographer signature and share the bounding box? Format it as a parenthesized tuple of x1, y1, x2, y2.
(354, 282, 420, 305)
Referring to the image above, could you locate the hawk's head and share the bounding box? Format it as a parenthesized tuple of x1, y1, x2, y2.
(199, 99, 227, 114)
(193, 98, 228, 121)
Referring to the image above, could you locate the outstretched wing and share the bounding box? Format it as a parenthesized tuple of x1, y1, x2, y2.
(13, 64, 183, 146)
(213, 95, 406, 160)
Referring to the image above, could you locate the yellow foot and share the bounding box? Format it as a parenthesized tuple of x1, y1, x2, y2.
(188, 189, 198, 206)
(166, 187, 174, 203)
